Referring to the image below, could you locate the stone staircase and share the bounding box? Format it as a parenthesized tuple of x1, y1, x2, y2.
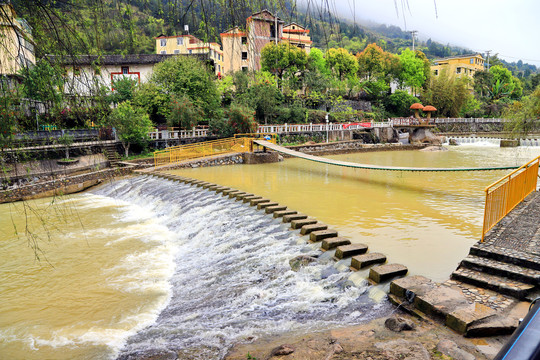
(451, 244, 540, 302)
(102, 144, 122, 167)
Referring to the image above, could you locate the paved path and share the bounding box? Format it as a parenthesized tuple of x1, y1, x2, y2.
(253, 140, 520, 172)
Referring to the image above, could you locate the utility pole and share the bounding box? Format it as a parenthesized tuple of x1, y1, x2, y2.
(409, 30, 418, 52)
(485, 50, 491, 71)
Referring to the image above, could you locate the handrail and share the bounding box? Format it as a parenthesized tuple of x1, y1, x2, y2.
(481, 155, 540, 241)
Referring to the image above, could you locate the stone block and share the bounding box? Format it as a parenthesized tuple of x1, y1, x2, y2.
(351, 253, 386, 270)
(206, 184, 220, 190)
(228, 191, 245, 198)
(283, 214, 308, 223)
(310, 230, 338, 242)
(222, 188, 238, 195)
(335, 244, 368, 259)
(274, 210, 297, 218)
(389, 275, 434, 299)
(369, 264, 408, 283)
(291, 218, 317, 229)
(242, 195, 261, 202)
(300, 223, 328, 235)
(235, 193, 253, 200)
(250, 198, 270, 206)
(257, 202, 278, 210)
(321, 237, 351, 250)
(265, 205, 287, 214)
(214, 186, 230, 193)
(446, 303, 496, 335)
(413, 287, 469, 320)
(500, 139, 519, 147)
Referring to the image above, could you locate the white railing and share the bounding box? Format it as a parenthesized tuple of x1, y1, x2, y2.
(432, 118, 507, 124)
(257, 122, 390, 133)
(149, 128, 208, 140)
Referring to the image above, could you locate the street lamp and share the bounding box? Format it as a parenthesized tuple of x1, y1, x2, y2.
(325, 113, 329, 143)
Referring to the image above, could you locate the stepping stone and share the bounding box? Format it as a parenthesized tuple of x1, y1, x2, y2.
(300, 223, 328, 235)
(234, 193, 253, 200)
(335, 244, 368, 259)
(369, 264, 408, 283)
(310, 229, 338, 242)
(274, 210, 297, 218)
(446, 303, 497, 335)
(390, 275, 435, 299)
(283, 213, 308, 223)
(206, 184, 220, 190)
(196, 182, 210, 187)
(321, 237, 351, 250)
(250, 198, 270, 206)
(265, 205, 287, 214)
(257, 202, 278, 210)
(228, 191, 245, 198)
(291, 218, 317, 229)
(243, 195, 262, 203)
(351, 252, 386, 270)
(222, 188, 238, 195)
(214, 186, 230, 193)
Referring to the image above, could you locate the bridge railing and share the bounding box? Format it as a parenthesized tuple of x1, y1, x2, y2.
(153, 137, 252, 168)
(149, 128, 208, 140)
(482, 155, 540, 241)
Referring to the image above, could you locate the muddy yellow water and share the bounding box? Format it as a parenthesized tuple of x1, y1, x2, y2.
(170, 146, 539, 281)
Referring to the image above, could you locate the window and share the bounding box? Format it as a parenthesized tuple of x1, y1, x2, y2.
(241, 66, 248, 73)
(218, 54, 221, 60)
(174, 50, 180, 54)
(242, 36, 247, 45)
(177, 37, 183, 45)
(270, 24, 276, 38)
(160, 39, 167, 47)
(242, 51, 248, 60)
(218, 65, 221, 72)
(121, 66, 129, 74)
(160, 50, 167, 54)
(292, 26, 296, 29)
(189, 49, 192, 54)
(456, 67, 461, 74)
(470, 58, 474, 64)
(433, 69, 438, 76)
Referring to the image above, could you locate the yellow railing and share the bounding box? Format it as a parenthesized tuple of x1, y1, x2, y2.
(482, 155, 540, 241)
(153, 137, 253, 168)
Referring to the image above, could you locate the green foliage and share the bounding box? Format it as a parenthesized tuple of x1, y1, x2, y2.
(504, 85, 540, 136)
(151, 56, 220, 121)
(398, 48, 427, 92)
(261, 42, 308, 83)
(132, 82, 169, 124)
(459, 96, 484, 118)
(0, 90, 20, 144)
(308, 48, 328, 75)
(167, 95, 203, 129)
(422, 70, 470, 117)
(109, 77, 138, 105)
(108, 101, 153, 156)
(384, 90, 419, 117)
(208, 117, 234, 138)
(325, 48, 358, 81)
(57, 134, 74, 159)
(225, 103, 257, 134)
(19, 60, 64, 109)
(238, 73, 282, 124)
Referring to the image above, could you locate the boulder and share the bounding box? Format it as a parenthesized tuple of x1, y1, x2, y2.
(269, 344, 295, 357)
(436, 339, 475, 360)
(384, 315, 415, 332)
(409, 128, 443, 145)
(449, 138, 459, 146)
(374, 339, 430, 360)
(289, 255, 317, 271)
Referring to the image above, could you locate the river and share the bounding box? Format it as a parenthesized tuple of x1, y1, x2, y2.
(0, 143, 538, 359)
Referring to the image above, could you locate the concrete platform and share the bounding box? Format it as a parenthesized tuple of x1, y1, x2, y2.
(300, 223, 327, 235)
(335, 244, 368, 260)
(369, 263, 408, 283)
(257, 202, 278, 210)
(274, 210, 297, 218)
(310, 229, 338, 242)
(321, 237, 351, 250)
(265, 205, 287, 214)
(291, 218, 317, 229)
(351, 252, 386, 270)
(283, 214, 308, 223)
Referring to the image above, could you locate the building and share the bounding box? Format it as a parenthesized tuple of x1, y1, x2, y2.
(430, 54, 485, 81)
(0, 1, 35, 79)
(220, 10, 311, 73)
(48, 54, 208, 96)
(154, 34, 224, 76)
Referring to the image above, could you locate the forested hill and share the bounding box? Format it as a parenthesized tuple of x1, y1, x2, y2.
(12, 0, 537, 74)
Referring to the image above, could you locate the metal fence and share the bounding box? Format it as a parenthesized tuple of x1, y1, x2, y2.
(153, 137, 253, 168)
(482, 155, 540, 241)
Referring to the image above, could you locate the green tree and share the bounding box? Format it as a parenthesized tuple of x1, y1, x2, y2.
(504, 85, 540, 136)
(108, 101, 153, 157)
(151, 56, 220, 121)
(109, 77, 138, 105)
(422, 69, 470, 117)
(238, 72, 282, 125)
(19, 59, 64, 111)
(260, 42, 308, 83)
(399, 48, 427, 93)
(132, 82, 169, 124)
(384, 90, 419, 117)
(226, 103, 257, 134)
(325, 48, 358, 81)
(167, 95, 203, 130)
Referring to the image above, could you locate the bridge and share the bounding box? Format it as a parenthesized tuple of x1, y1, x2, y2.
(252, 140, 519, 172)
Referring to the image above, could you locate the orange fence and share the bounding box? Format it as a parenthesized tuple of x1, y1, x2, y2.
(482, 155, 540, 241)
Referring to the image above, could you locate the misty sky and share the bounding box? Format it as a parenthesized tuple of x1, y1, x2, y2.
(322, 0, 540, 66)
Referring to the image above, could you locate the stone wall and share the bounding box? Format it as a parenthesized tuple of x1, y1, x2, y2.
(285, 141, 425, 157)
(0, 167, 133, 203)
(155, 153, 245, 171)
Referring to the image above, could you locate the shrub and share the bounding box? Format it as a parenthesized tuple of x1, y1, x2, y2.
(226, 103, 257, 134)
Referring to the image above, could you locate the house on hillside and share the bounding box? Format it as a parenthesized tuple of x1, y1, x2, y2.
(0, 1, 35, 81)
(220, 10, 312, 73)
(48, 54, 209, 96)
(154, 34, 224, 76)
(430, 54, 485, 84)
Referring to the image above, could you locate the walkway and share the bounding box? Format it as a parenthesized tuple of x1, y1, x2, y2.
(253, 140, 520, 172)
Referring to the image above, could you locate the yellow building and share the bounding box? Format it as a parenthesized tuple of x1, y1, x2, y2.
(0, 1, 35, 77)
(154, 34, 224, 76)
(431, 54, 485, 80)
(282, 23, 312, 54)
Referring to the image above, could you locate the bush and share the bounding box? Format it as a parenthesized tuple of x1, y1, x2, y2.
(167, 95, 203, 129)
(225, 103, 257, 134)
(384, 90, 419, 117)
(208, 117, 234, 138)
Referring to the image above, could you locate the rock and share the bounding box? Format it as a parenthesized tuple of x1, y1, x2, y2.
(384, 315, 415, 332)
(289, 255, 317, 271)
(420, 146, 448, 152)
(436, 339, 475, 360)
(269, 344, 295, 357)
(449, 138, 459, 146)
(409, 128, 443, 145)
(374, 339, 430, 360)
(278, 155, 284, 162)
